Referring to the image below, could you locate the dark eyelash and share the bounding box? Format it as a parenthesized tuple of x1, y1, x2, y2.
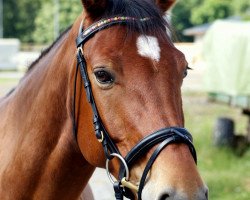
(187, 66, 192, 70)
(183, 66, 192, 78)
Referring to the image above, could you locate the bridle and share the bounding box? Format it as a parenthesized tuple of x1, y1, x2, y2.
(75, 16, 197, 200)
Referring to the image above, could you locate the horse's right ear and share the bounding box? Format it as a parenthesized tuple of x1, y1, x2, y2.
(81, 0, 107, 19)
(155, 0, 176, 12)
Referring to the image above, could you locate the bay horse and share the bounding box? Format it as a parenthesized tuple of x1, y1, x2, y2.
(0, 0, 208, 199)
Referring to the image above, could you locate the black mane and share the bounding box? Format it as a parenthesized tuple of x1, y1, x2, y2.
(27, 26, 72, 72)
(101, 0, 168, 34)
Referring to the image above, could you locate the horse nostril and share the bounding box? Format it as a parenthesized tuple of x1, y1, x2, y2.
(205, 188, 209, 199)
(159, 193, 170, 200)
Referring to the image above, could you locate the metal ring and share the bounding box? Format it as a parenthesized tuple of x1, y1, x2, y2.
(106, 153, 129, 184)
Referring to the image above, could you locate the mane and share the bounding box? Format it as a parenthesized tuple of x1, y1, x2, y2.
(101, 0, 169, 35)
(27, 26, 72, 72)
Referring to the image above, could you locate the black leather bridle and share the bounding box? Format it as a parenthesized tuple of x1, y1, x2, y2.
(75, 16, 197, 200)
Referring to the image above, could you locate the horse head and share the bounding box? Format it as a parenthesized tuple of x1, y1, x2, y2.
(74, 0, 208, 199)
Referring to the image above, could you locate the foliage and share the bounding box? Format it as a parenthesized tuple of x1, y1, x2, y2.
(3, 0, 82, 44)
(59, 0, 82, 32)
(190, 0, 233, 25)
(171, 0, 202, 42)
(232, 0, 250, 20)
(2, 0, 250, 43)
(171, 0, 250, 42)
(32, 1, 54, 44)
(3, 0, 41, 42)
(32, 0, 82, 44)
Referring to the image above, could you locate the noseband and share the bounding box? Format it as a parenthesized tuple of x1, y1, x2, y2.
(75, 16, 197, 200)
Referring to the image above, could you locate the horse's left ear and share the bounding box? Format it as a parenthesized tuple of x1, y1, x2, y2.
(154, 0, 176, 12)
(81, 0, 107, 19)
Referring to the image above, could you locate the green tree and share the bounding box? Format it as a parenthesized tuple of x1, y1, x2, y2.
(232, 0, 250, 20)
(3, 0, 41, 42)
(171, 0, 203, 41)
(32, 0, 82, 44)
(32, 1, 54, 44)
(171, 0, 242, 42)
(3, 0, 250, 44)
(59, 0, 82, 32)
(191, 0, 232, 25)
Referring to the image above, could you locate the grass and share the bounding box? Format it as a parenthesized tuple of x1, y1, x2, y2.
(183, 91, 250, 200)
(0, 78, 19, 84)
(0, 77, 19, 96)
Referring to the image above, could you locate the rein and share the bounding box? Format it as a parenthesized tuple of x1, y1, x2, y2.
(75, 16, 197, 200)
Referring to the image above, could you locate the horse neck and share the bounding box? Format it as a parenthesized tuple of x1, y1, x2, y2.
(0, 17, 94, 199)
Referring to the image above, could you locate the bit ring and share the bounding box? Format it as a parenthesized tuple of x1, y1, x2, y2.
(106, 153, 129, 184)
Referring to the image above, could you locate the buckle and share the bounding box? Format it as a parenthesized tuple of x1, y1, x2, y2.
(121, 177, 139, 192)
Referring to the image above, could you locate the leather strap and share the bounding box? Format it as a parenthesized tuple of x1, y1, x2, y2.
(76, 16, 149, 48)
(118, 127, 196, 180)
(113, 182, 124, 200)
(138, 137, 174, 200)
(76, 49, 120, 158)
(75, 16, 151, 159)
(137, 135, 194, 200)
(126, 127, 195, 165)
(119, 127, 196, 200)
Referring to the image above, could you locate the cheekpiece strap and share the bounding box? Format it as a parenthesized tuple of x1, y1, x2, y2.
(76, 49, 120, 158)
(75, 16, 151, 158)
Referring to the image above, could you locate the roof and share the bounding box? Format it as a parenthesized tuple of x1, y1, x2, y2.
(183, 16, 242, 36)
(183, 23, 211, 36)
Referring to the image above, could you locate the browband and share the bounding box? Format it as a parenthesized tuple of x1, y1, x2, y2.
(76, 16, 150, 48)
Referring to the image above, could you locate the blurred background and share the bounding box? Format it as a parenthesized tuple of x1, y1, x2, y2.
(0, 0, 250, 199)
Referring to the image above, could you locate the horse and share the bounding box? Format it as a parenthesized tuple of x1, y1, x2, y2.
(0, 0, 208, 199)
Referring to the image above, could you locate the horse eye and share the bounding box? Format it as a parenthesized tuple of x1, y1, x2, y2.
(183, 69, 188, 78)
(183, 66, 191, 78)
(94, 70, 114, 84)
